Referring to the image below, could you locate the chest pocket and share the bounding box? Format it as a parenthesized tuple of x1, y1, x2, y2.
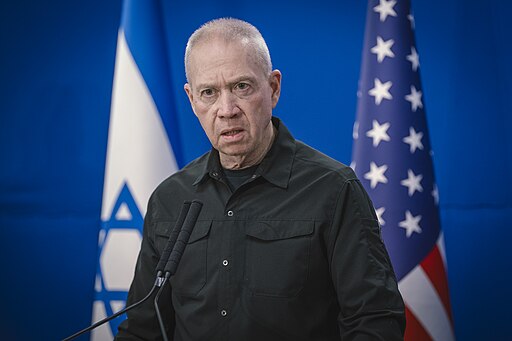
(244, 220, 314, 298)
(155, 220, 212, 297)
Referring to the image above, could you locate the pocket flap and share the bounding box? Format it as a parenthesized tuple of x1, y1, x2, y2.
(155, 220, 212, 243)
(188, 220, 212, 243)
(245, 220, 314, 241)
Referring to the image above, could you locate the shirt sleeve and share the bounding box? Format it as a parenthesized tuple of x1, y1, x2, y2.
(328, 179, 405, 340)
(115, 199, 176, 341)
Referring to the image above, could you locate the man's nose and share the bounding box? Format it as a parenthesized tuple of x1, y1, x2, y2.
(217, 91, 240, 118)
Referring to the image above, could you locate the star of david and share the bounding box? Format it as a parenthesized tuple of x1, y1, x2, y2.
(94, 183, 143, 336)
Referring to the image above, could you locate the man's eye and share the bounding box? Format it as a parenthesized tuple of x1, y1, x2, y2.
(201, 89, 215, 97)
(235, 83, 250, 91)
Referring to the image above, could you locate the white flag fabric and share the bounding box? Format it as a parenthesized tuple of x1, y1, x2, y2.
(91, 0, 180, 339)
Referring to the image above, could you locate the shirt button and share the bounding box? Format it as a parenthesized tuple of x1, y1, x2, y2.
(251, 174, 257, 179)
(220, 309, 228, 317)
(211, 171, 219, 177)
(227, 210, 234, 217)
(222, 259, 229, 266)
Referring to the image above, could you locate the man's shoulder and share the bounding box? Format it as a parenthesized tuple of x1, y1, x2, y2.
(144, 152, 211, 222)
(294, 140, 357, 182)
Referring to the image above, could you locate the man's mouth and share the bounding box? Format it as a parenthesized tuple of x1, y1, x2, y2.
(222, 129, 243, 136)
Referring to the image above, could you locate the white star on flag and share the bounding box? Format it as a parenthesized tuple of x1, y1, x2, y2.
(373, 0, 397, 22)
(405, 85, 423, 112)
(369, 78, 393, 105)
(406, 46, 420, 71)
(366, 119, 391, 147)
(353, 121, 359, 139)
(403, 126, 424, 153)
(371, 36, 395, 63)
(399, 210, 422, 237)
(364, 161, 389, 189)
(407, 13, 415, 29)
(432, 183, 439, 205)
(350, 161, 356, 171)
(375, 207, 386, 226)
(400, 169, 423, 196)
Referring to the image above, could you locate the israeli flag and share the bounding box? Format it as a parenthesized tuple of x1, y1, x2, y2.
(91, 0, 181, 339)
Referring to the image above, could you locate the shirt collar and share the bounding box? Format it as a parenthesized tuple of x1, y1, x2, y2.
(193, 117, 296, 189)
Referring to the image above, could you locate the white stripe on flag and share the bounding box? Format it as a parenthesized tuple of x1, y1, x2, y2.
(101, 29, 178, 221)
(91, 301, 114, 340)
(399, 265, 455, 341)
(436, 232, 448, 269)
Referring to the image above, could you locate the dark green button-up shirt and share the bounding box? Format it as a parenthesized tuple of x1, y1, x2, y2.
(116, 117, 405, 341)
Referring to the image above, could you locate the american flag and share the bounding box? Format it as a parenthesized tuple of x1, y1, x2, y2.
(352, 1, 455, 340)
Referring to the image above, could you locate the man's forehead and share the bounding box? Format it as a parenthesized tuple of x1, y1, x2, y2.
(191, 37, 247, 59)
(188, 40, 262, 85)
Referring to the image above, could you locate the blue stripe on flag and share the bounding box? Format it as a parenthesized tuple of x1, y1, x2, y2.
(121, 0, 183, 166)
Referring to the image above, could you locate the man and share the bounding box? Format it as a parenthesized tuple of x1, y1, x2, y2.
(116, 18, 405, 340)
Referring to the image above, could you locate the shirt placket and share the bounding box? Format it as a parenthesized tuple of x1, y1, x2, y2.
(209, 171, 243, 334)
(208, 167, 262, 339)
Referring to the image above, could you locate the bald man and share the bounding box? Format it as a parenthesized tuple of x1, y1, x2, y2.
(116, 18, 405, 341)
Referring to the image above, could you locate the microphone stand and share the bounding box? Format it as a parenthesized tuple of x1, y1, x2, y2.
(63, 277, 161, 341)
(62, 201, 195, 341)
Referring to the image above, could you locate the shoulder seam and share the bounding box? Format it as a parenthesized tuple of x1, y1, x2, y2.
(294, 154, 358, 182)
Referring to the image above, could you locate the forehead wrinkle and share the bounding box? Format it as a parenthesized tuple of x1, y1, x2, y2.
(190, 48, 260, 91)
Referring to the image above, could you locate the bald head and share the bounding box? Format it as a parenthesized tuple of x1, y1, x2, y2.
(184, 18, 272, 83)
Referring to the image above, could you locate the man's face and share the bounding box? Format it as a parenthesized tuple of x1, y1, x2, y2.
(184, 39, 281, 167)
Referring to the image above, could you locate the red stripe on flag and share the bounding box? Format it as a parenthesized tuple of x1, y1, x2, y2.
(420, 245, 454, 325)
(405, 306, 432, 341)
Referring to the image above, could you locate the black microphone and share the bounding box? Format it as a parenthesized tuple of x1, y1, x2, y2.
(154, 200, 203, 341)
(164, 200, 203, 276)
(155, 201, 192, 279)
(62, 200, 193, 341)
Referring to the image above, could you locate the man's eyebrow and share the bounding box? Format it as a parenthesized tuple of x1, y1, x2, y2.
(195, 75, 258, 91)
(194, 82, 213, 91)
(229, 75, 257, 85)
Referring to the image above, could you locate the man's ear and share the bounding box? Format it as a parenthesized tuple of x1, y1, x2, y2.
(269, 70, 282, 108)
(184, 83, 197, 116)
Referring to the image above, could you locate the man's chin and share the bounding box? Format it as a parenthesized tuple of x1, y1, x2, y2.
(217, 141, 249, 154)
(219, 148, 248, 157)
